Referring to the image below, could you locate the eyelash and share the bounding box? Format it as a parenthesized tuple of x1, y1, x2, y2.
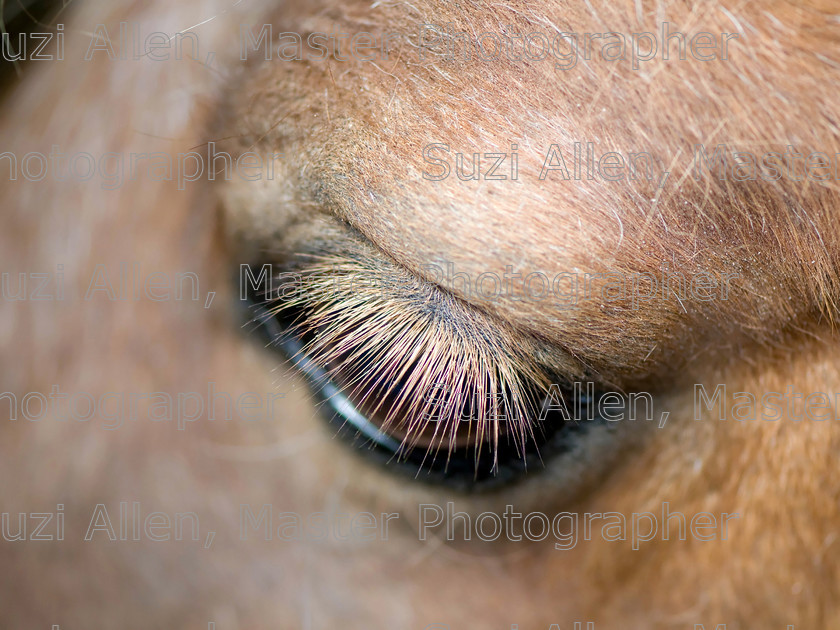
(249, 252, 602, 490)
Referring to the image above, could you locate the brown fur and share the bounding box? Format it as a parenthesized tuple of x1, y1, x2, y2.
(2, 0, 840, 627)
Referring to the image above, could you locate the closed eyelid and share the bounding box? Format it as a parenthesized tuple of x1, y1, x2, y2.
(261, 217, 589, 380)
(250, 245, 607, 487)
(243, 219, 647, 493)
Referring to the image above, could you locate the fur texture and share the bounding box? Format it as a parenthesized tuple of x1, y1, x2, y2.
(1, 0, 840, 628)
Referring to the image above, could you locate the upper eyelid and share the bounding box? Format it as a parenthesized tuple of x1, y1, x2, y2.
(245, 201, 590, 378)
(265, 249, 542, 362)
(271, 245, 588, 377)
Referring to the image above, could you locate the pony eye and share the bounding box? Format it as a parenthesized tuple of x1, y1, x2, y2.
(246, 260, 608, 491)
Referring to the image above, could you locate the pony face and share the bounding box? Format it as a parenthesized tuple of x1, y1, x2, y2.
(1, 0, 839, 627)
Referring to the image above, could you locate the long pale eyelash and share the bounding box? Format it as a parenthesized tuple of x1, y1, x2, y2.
(265, 253, 551, 473)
